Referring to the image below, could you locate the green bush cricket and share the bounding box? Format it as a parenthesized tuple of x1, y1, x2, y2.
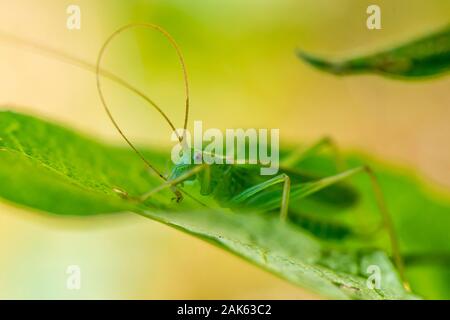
(95, 24, 410, 291)
(0, 23, 410, 292)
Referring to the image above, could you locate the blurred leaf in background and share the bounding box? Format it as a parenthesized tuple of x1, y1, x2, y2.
(0, 0, 449, 299)
(298, 24, 450, 78)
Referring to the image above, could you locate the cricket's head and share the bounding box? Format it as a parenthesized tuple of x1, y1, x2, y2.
(168, 147, 229, 196)
(168, 146, 199, 181)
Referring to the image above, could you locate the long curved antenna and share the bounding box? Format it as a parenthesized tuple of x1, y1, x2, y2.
(0, 30, 180, 141)
(96, 23, 190, 179)
(0, 28, 208, 207)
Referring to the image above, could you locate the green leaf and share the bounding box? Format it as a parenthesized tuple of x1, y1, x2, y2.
(298, 154, 450, 299)
(298, 25, 450, 78)
(0, 110, 441, 299)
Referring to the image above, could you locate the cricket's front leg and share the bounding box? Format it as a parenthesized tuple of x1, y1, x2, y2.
(139, 164, 208, 202)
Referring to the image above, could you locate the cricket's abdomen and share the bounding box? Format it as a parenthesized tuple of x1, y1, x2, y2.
(288, 211, 355, 241)
(209, 165, 359, 211)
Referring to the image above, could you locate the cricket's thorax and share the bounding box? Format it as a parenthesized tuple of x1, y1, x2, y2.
(170, 130, 280, 176)
(169, 159, 267, 206)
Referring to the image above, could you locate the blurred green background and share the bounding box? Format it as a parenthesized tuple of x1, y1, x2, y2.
(0, 0, 449, 298)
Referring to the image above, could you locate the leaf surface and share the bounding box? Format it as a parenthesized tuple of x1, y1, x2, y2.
(2, 110, 448, 299)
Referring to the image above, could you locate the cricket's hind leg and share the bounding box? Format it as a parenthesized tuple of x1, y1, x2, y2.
(281, 136, 344, 171)
(289, 165, 410, 291)
(229, 173, 291, 221)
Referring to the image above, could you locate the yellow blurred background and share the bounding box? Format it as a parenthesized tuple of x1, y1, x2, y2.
(0, 0, 448, 299)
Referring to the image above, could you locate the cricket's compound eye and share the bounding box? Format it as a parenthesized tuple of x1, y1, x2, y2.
(177, 149, 192, 165)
